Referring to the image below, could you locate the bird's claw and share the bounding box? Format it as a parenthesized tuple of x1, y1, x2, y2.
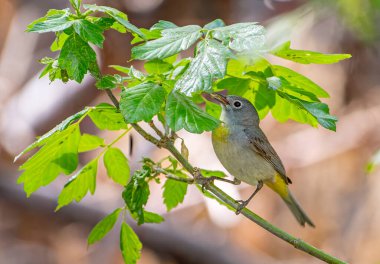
(235, 200, 249, 215)
(193, 167, 214, 192)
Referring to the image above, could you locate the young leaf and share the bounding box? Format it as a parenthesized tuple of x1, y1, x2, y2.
(120, 222, 142, 264)
(103, 147, 130, 186)
(213, 22, 266, 54)
(78, 133, 105, 152)
(122, 169, 150, 225)
(89, 103, 128, 130)
(131, 25, 202, 60)
(150, 20, 177, 31)
(165, 91, 220, 133)
(56, 158, 98, 210)
(200, 169, 227, 178)
(26, 9, 74, 33)
(88, 208, 122, 245)
(272, 65, 330, 98)
(204, 19, 225, 30)
(15, 108, 89, 161)
(73, 19, 105, 48)
(51, 32, 69, 51)
(70, 0, 82, 11)
(162, 178, 188, 211)
(174, 39, 234, 95)
(217, 77, 251, 96)
(18, 125, 81, 196)
(96, 75, 117, 90)
(205, 100, 221, 119)
(144, 59, 173, 74)
(120, 82, 166, 123)
(83, 4, 145, 39)
(141, 211, 164, 224)
(58, 33, 98, 82)
(272, 41, 352, 64)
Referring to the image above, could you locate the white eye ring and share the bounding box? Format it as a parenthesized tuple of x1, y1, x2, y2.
(233, 100, 242, 108)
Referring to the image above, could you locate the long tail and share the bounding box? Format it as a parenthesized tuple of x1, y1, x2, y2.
(265, 174, 315, 227)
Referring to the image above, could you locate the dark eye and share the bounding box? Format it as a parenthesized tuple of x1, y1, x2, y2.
(233, 101, 242, 108)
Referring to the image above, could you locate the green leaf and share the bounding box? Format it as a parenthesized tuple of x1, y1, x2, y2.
(18, 125, 81, 196)
(70, 0, 81, 10)
(83, 4, 145, 39)
(26, 9, 74, 33)
(213, 22, 266, 54)
(150, 20, 177, 31)
(78, 133, 105, 152)
(217, 77, 251, 96)
(366, 149, 380, 174)
(51, 32, 69, 51)
(272, 65, 330, 98)
(104, 147, 130, 186)
(204, 19, 225, 30)
(122, 169, 150, 225)
(56, 158, 98, 210)
(120, 82, 166, 123)
(205, 100, 221, 119)
(165, 91, 220, 133)
(162, 177, 188, 211)
(272, 41, 352, 64)
(58, 33, 97, 82)
(141, 211, 164, 224)
(96, 75, 117, 90)
(73, 19, 105, 47)
(120, 222, 142, 264)
(131, 25, 202, 60)
(274, 91, 337, 131)
(88, 208, 122, 245)
(89, 103, 128, 130)
(174, 39, 233, 95)
(144, 59, 173, 74)
(200, 169, 227, 178)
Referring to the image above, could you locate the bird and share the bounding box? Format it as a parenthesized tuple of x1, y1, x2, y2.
(210, 93, 315, 227)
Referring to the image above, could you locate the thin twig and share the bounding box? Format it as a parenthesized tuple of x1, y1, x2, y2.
(154, 167, 194, 184)
(149, 121, 165, 138)
(104, 90, 347, 264)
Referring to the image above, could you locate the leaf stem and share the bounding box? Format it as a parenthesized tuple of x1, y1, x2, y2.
(104, 90, 346, 264)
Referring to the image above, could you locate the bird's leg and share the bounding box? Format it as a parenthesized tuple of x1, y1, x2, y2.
(235, 181, 263, 215)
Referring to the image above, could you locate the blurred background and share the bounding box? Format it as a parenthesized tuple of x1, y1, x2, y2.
(1, 0, 380, 263)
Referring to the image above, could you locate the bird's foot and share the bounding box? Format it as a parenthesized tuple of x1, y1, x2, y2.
(193, 167, 213, 192)
(235, 200, 249, 215)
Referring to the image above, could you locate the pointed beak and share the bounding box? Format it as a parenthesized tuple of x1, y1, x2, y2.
(211, 93, 229, 106)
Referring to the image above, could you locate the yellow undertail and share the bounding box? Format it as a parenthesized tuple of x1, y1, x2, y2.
(265, 174, 315, 227)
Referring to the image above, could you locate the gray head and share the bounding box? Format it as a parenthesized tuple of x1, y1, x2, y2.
(211, 94, 260, 126)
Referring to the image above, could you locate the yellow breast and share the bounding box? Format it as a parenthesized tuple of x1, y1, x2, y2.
(212, 124, 230, 143)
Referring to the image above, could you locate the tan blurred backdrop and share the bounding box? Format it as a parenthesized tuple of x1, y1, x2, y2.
(1, 0, 380, 263)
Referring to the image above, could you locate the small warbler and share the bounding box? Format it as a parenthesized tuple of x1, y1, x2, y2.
(211, 93, 314, 227)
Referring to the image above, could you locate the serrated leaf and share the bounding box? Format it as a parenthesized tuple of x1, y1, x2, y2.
(96, 75, 117, 90)
(175, 39, 233, 95)
(18, 125, 81, 196)
(141, 211, 164, 223)
(217, 77, 251, 96)
(120, 82, 166, 123)
(89, 103, 128, 130)
(162, 176, 188, 211)
(213, 22, 266, 54)
(144, 59, 173, 74)
(273, 91, 337, 131)
(204, 19, 225, 30)
(120, 222, 142, 264)
(26, 9, 74, 33)
(88, 208, 122, 245)
(73, 19, 105, 47)
(15, 108, 89, 162)
(131, 25, 202, 60)
(150, 20, 177, 31)
(51, 32, 69, 51)
(83, 4, 145, 39)
(272, 41, 352, 64)
(56, 158, 98, 210)
(122, 169, 150, 225)
(104, 147, 130, 186)
(58, 33, 97, 82)
(78, 133, 105, 152)
(165, 91, 220, 133)
(272, 65, 329, 98)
